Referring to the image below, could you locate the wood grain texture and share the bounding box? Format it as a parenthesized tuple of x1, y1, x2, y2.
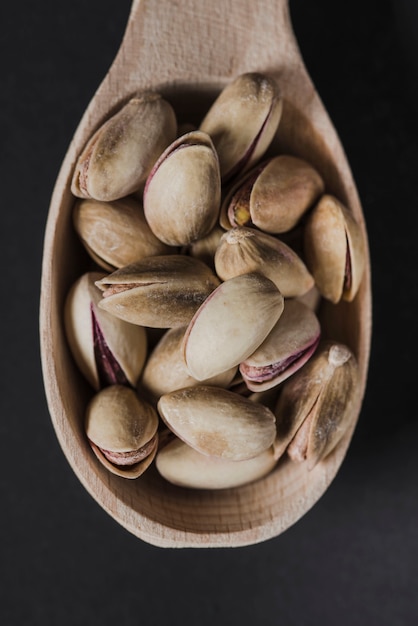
(40, 0, 372, 547)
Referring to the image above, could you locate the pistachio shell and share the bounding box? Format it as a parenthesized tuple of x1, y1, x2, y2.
(199, 72, 282, 181)
(185, 225, 225, 270)
(156, 437, 277, 489)
(71, 92, 177, 201)
(214, 226, 314, 297)
(183, 272, 284, 380)
(64, 272, 147, 390)
(96, 255, 220, 328)
(240, 299, 321, 392)
(143, 131, 221, 246)
(85, 385, 159, 478)
(157, 385, 276, 461)
(141, 326, 237, 399)
(275, 341, 359, 468)
(303, 194, 366, 303)
(73, 197, 172, 271)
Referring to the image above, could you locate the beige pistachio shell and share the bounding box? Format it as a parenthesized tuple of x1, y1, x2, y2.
(183, 272, 284, 381)
(96, 255, 220, 328)
(156, 437, 277, 489)
(141, 326, 237, 399)
(275, 341, 359, 468)
(143, 131, 221, 246)
(199, 72, 282, 181)
(64, 272, 147, 390)
(303, 194, 366, 303)
(240, 299, 321, 392)
(214, 226, 314, 297)
(71, 92, 177, 201)
(221, 155, 324, 233)
(185, 225, 225, 270)
(157, 385, 276, 461)
(85, 385, 159, 478)
(73, 197, 172, 271)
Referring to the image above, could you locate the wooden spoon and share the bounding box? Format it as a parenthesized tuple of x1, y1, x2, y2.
(40, 0, 372, 548)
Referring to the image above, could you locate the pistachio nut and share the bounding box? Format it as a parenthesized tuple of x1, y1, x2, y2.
(199, 72, 282, 181)
(184, 225, 225, 270)
(73, 197, 172, 271)
(96, 255, 220, 328)
(64, 272, 147, 390)
(240, 299, 321, 392)
(85, 385, 159, 478)
(157, 385, 276, 461)
(275, 341, 359, 469)
(214, 226, 314, 297)
(156, 437, 277, 489)
(143, 131, 221, 246)
(141, 326, 237, 399)
(71, 92, 177, 201)
(183, 272, 284, 380)
(303, 194, 366, 303)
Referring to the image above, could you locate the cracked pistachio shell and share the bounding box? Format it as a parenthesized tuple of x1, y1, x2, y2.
(214, 226, 314, 297)
(303, 194, 366, 303)
(221, 155, 324, 233)
(183, 272, 284, 380)
(240, 299, 321, 392)
(73, 197, 172, 271)
(199, 72, 283, 181)
(143, 131, 221, 246)
(71, 92, 177, 201)
(96, 255, 220, 328)
(156, 437, 277, 489)
(157, 385, 276, 461)
(64, 272, 147, 390)
(85, 385, 159, 479)
(141, 326, 237, 399)
(274, 341, 359, 468)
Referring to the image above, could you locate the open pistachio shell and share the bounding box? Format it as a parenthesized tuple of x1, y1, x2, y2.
(275, 341, 359, 469)
(143, 131, 221, 246)
(64, 272, 147, 390)
(85, 385, 159, 479)
(183, 272, 284, 380)
(214, 226, 314, 297)
(157, 385, 276, 461)
(156, 437, 277, 489)
(96, 255, 220, 328)
(73, 197, 172, 271)
(199, 72, 283, 181)
(221, 155, 324, 233)
(71, 92, 177, 201)
(141, 326, 237, 399)
(240, 299, 321, 392)
(303, 194, 366, 303)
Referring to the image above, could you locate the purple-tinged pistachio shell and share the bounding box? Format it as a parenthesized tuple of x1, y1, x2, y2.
(221, 155, 324, 233)
(214, 226, 314, 297)
(183, 272, 284, 381)
(141, 326, 237, 399)
(240, 299, 321, 392)
(303, 194, 366, 303)
(143, 131, 221, 246)
(275, 341, 359, 469)
(199, 72, 282, 182)
(64, 272, 147, 390)
(73, 197, 172, 271)
(71, 92, 177, 201)
(96, 255, 220, 328)
(157, 385, 276, 461)
(85, 385, 159, 479)
(156, 437, 277, 489)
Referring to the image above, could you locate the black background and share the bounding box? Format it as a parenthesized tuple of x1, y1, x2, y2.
(2, 0, 418, 624)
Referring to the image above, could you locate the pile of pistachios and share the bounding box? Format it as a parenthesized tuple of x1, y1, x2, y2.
(64, 73, 365, 489)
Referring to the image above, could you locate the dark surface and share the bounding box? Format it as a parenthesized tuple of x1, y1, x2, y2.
(2, 0, 417, 624)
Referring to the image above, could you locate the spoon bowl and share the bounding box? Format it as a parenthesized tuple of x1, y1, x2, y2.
(40, 0, 371, 547)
